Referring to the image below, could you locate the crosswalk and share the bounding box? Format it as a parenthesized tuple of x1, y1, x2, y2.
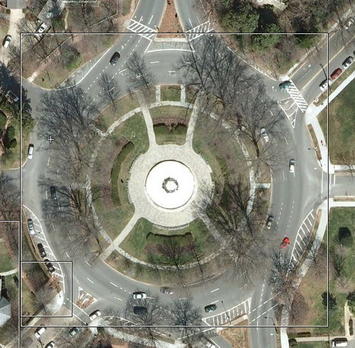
(203, 297, 251, 326)
(289, 209, 316, 268)
(127, 19, 157, 40)
(186, 21, 213, 41)
(284, 81, 308, 112)
(278, 97, 298, 128)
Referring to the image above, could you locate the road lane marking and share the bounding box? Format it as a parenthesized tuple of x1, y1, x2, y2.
(47, 157, 50, 166)
(150, 61, 160, 64)
(110, 281, 119, 288)
(210, 300, 219, 304)
(87, 278, 94, 284)
(210, 288, 219, 293)
(114, 296, 122, 301)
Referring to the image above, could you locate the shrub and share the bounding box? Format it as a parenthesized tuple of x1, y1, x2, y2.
(338, 227, 353, 247)
(347, 291, 355, 314)
(322, 292, 337, 310)
(0, 111, 6, 130)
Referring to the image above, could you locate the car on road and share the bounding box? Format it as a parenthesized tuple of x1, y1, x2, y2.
(2, 35, 12, 48)
(319, 79, 328, 92)
(37, 243, 47, 258)
(278, 80, 292, 90)
(344, 17, 355, 30)
(160, 287, 174, 295)
(89, 310, 102, 320)
(69, 327, 79, 337)
(34, 326, 46, 338)
(132, 291, 147, 300)
(133, 306, 147, 315)
(27, 218, 35, 235)
(330, 68, 343, 80)
(331, 337, 348, 347)
(342, 56, 354, 69)
(289, 159, 295, 173)
(45, 341, 55, 348)
(50, 186, 57, 200)
(266, 215, 274, 230)
(110, 51, 120, 65)
(28, 144, 34, 159)
(44, 259, 55, 273)
(280, 237, 291, 249)
(260, 128, 269, 143)
(204, 304, 217, 313)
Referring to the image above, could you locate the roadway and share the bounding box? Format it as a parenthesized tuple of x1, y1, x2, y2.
(7, 1, 355, 347)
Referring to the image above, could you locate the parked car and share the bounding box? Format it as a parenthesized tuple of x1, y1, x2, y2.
(204, 304, 217, 313)
(34, 326, 46, 338)
(89, 310, 102, 320)
(2, 35, 12, 48)
(35, 22, 50, 37)
(278, 80, 292, 90)
(289, 159, 295, 173)
(280, 237, 291, 249)
(45, 341, 55, 348)
(266, 215, 274, 230)
(28, 144, 34, 159)
(110, 51, 120, 65)
(160, 287, 174, 295)
(342, 56, 354, 69)
(331, 337, 348, 347)
(133, 306, 147, 315)
(132, 291, 147, 300)
(330, 68, 343, 80)
(344, 17, 355, 30)
(260, 128, 269, 143)
(50, 186, 57, 200)
(44, 259, 55, 273)
(27, 218, 35, 235)
(69, 327, 79, 337)
(5, 90, 19, 103)
(37, 243, 47, 258)
(319, 79, 328, 92)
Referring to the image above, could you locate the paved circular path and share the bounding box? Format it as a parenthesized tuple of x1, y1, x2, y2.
(128, 143, 213, 227)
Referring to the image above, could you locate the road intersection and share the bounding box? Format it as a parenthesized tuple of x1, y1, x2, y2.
(2, 0, 354, 347)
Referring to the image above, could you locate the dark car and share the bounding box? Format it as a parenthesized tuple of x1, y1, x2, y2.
(133, 306, 147, 315)
(50, 186, 57, 200)
(37, 243, 47, 258)
(278, 80, 292, 90)
(204, 304, 217, 313)
(342, 56, 354, 69)
(44, 259, 55, 273)
(160, 287, 174, 295)
(45, 341, 55, 348)
(110, 51, 120, 65)
(69, 327, 79, 337)
(266, 215, 274, 230)
(330, 68, 342, 80)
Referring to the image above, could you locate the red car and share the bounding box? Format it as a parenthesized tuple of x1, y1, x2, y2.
(330, 68, 342, 80)
(280, 237, 291, 248)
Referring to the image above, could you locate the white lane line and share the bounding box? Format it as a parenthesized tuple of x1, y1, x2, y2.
(210, 288, 220, 293)
(150, 61, 160, 64)
(250, 303, 279, 323)
(210, 300, 219, 304)
(114, 296, 122, 301)
(148, 14, 154, 24)
(47, 157, 50, 166)
(110, 281, 119, 288)
(87, 278, 94, 284)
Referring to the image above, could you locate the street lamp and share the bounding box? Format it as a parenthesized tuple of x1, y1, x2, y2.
(220, 300, 232, 325)
(264, 316, 278, 333)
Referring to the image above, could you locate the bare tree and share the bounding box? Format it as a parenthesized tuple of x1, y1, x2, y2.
(126, 52, 155, 91)
(0, 172, 20, 221)
(98, 72, 119, 110)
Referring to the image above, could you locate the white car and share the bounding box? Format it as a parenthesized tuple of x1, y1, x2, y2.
(260, 128, 269, 143)
(34, 326, 46, 338)
(319, 79, 328, 92)
(89, 310, 101, 320)
(35, 22, 50, 38)
(132, 291, 147, 300)
(2, 35, 12, 48)
(289, 159, 295, 173)
(28, 144, 34, 159)
(344, 17, 355, 30)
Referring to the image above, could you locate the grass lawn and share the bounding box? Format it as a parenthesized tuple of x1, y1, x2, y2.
(0, 239, 16, 273)
(122, 0, 133, 15)
(160, 85, 181, 102)
(120, 218, 218, 264)
(92, 114, 148, 240)
(154, 124, 187, 145)
(318, 79, 355, 164)
(95, 93, 140, 132)
(149, 105, 191, 122)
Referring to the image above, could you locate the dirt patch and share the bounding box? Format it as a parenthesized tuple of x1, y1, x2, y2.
(307, 125, 322, 161)
(157, 0, 183, 37)
(219, 320, 251, 348)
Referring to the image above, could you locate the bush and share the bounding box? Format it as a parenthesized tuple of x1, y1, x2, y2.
(0, 111, 6, 130)
(347, 291, 355, 313)
(322, 292, 337, 310)
(338, 227, 353, 247)
(288, 338, 297, 346)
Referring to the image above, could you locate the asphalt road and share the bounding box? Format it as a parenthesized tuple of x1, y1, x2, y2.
(9, 2, 355, 348)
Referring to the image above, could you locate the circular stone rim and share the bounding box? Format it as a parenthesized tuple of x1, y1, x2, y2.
(145, 160, 196, 210)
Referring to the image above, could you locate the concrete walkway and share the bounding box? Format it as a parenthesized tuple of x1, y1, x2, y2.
(0, 268, 17, 276)
(136, 91, 157, 146)
(185, 95, 200, 146)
